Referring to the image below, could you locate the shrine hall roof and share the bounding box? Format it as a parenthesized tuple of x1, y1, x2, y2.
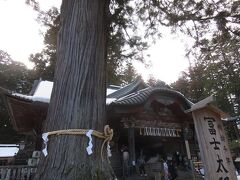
(111, 87, 193, 108)
(0, 78, 193, 133)
(107, 77, 148, 99)
(0, 78, 192, 107)
(0, 80, 119, 105)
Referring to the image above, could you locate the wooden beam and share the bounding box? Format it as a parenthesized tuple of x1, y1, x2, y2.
(184, 140, 191, 160)
(128, 126, 136, 168)
(185, 95, 228, 118)
(186, 95, 215, 112)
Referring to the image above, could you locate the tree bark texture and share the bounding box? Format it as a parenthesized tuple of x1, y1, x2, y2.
(34, 0, 115, 179)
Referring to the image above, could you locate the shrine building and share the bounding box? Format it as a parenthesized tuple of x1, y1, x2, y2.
(0, 78, 207, 178)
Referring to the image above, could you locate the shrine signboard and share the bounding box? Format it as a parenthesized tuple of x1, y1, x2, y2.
(188, 96, 237, 180)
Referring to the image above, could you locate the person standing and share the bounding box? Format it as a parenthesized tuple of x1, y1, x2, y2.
(137, 155, 147, 176)
(163, 160, 169, 180)
(121, 145, 130, 178)
(168, 160, 178, 180)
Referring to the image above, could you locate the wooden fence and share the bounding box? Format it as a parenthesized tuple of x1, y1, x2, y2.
(0, 165, 36, 180)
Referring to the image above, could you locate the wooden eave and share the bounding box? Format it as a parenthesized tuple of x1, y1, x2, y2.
(108, 91, 193, 126)
(185, 95, 229, 118)
(1, 91, 48, 134)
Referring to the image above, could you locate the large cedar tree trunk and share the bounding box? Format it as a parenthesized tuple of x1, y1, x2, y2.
(34, 0, 115, 179)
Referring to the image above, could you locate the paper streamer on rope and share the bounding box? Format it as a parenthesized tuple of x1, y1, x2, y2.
(86, 129, 93, 155)
(107, 143, 112, 157)
(140, 127, 181, 137)
(164, 128, 167, 136)
(42, 133, 49, 156)
(173, 129, 176, 137)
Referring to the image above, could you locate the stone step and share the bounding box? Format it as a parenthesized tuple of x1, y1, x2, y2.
(119, 170, 203, 180)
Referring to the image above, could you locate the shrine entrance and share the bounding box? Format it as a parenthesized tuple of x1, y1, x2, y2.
(108, 94, 237, 179)
(113, 124, 197, 179)
(107, 84, 198, 179)
(135, 127, 184, 158)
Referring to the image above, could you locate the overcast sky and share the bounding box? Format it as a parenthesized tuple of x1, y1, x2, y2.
(0, 0, 190, 84)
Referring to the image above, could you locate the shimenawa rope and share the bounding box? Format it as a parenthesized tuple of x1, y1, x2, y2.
(42, 125, 113, 162)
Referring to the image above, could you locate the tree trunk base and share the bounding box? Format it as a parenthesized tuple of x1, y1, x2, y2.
(34, 160, 116, 180)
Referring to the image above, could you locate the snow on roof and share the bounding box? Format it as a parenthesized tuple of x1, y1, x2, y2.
(0, 144, 19, 157)
(107, 88, 117, 96)
(33, 81, 53, 102)
(12, 81, 53, 103)
(106, 98, 116, 105)
(12, 81, 118, 104)
(108, 85, 121, 90)
(235, 157, 240, 162)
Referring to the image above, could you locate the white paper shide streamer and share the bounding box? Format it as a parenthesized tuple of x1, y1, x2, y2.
(42, 133, 49, 156)
(107, 143, 112, 157)
(42, 128, 111, 158)
(86, 129, 94, 155)
(141, 127, 180, 137)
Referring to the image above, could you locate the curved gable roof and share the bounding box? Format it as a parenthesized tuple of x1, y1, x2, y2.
(107, 77, 148, 99)
(111, 87, 193, 109)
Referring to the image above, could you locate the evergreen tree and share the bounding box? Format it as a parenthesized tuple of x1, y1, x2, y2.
(166, 0, 240, 115)
(29, 7, 59, 81)
(34, 1, 115, 179)
(30, 4, 147, 85)
(147, 74, 169, 88)
(119, 62, 139, 85)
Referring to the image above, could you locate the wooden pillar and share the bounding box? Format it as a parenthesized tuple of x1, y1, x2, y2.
(184, 140, 191, 160)
(128, 126, 136, 169)
(185, 140, 196, 180)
